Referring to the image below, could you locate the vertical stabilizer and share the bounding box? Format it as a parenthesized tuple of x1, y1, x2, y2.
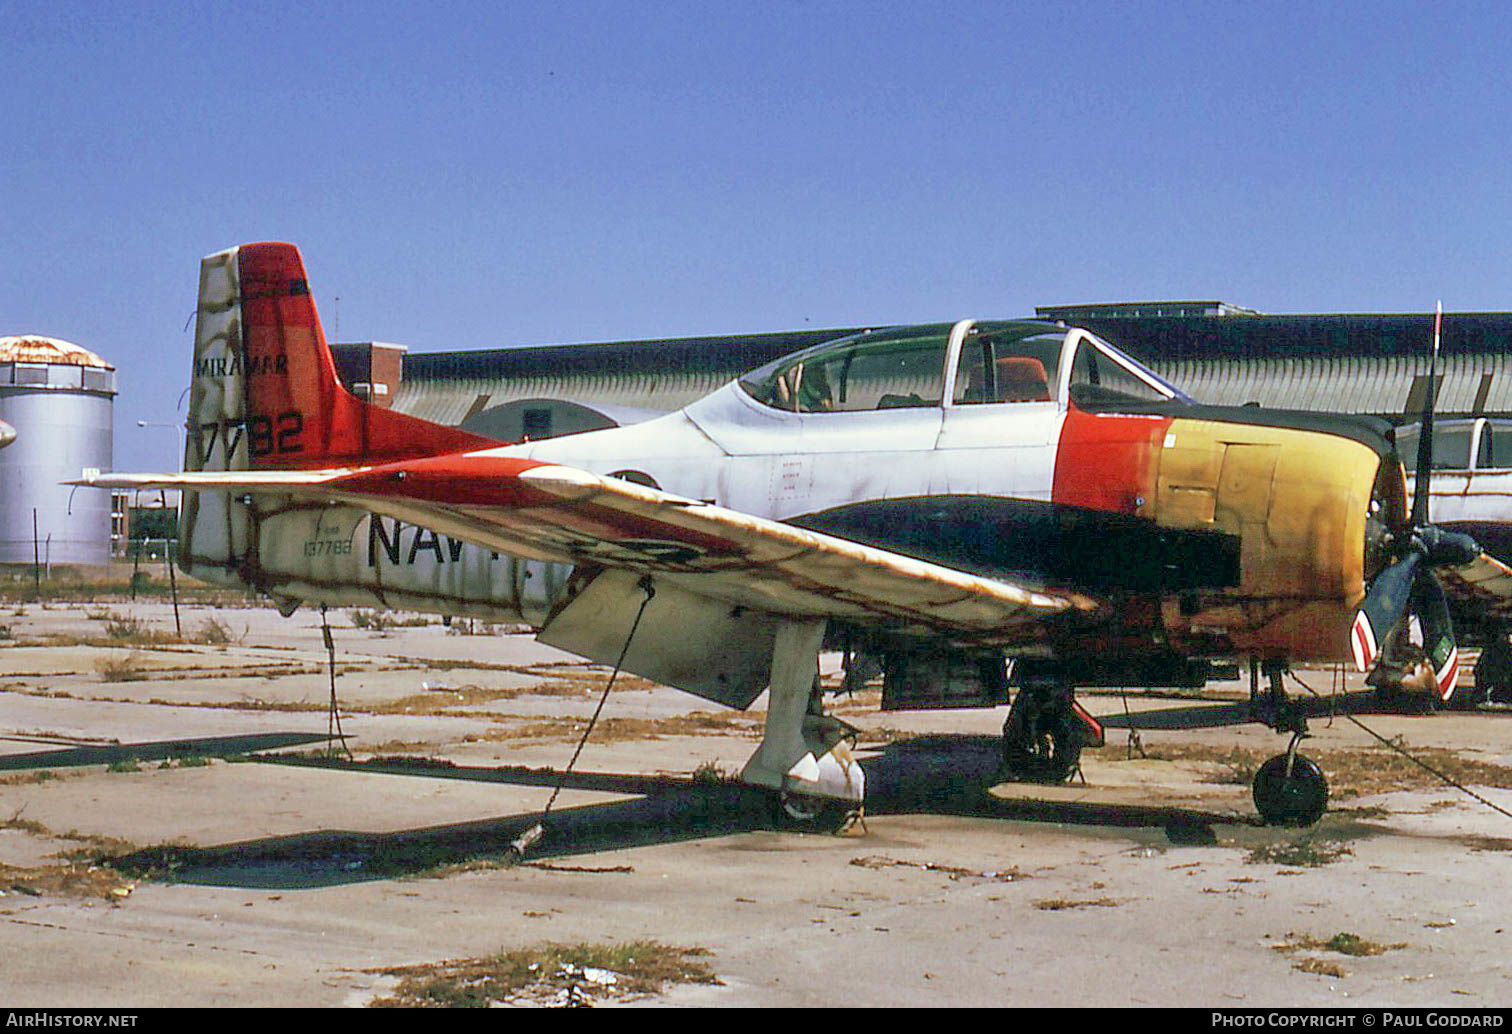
(178, 242, 511, 603)
(192, 242, 493, 473)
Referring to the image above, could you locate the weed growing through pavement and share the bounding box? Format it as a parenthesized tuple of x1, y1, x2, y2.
(368, 940, 721, 1007)
(96, 654, 147, 682)
(1246, 838, 1353, 867)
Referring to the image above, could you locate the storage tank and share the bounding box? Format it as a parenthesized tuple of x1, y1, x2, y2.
(0, 336, 117, 568)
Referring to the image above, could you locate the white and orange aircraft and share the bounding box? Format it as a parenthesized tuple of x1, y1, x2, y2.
(80, 244, 1512, 828)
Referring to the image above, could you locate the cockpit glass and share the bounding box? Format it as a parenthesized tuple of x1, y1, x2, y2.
(1483, 421, 1512, 469)
(739, 325, 952, 413)
(1397, 423, 1476, 472)
(1068, 332, 1190, 408)
(739, 322, 1187, 414)
(952, 325, 1065, 405)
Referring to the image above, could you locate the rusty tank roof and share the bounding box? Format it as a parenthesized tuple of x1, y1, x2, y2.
(0, 335, 113, 369)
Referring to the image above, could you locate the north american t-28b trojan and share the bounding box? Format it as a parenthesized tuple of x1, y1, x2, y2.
(85, 243, 1512, 829)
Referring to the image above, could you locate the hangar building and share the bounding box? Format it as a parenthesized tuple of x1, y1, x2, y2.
(333, 305, 1512, 445)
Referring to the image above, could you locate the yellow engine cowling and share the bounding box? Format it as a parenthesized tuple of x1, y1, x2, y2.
(1152, 417, 1388, 663)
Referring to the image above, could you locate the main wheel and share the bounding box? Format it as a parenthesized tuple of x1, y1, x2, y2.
(1252, 753, 1329, 827)
(1001, 687, 1082, 784)
(772, 791, 855, 833)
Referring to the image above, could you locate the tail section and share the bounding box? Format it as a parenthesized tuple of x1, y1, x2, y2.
(178, 243, 566, 620)
(189, 242, 494, 474)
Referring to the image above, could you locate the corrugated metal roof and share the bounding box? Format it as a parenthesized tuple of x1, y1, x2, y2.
(1151, 352, 1512, 418)
(1081, 312, 1512, 360)
(0, 335, 113, 369)
(392, 369, 735, 425)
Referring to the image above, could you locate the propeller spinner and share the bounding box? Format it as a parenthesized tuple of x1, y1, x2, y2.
(1351, 304, 1479, 699)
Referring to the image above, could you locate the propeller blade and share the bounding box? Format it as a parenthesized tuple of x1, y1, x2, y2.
(1351, 552, 1422, 672)
(1414, 524, 1480, 568)
(1409, 302, 1442, 529)
(1411, 571, 1459, 701)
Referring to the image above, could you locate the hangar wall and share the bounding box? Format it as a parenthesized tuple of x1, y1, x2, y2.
(339, 309, 1512, 438)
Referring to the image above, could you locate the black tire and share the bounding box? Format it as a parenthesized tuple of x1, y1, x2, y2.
(1252, 753, 1329, 827)
(1001, 691, 1082, 784)
(771, 791, 854, 833)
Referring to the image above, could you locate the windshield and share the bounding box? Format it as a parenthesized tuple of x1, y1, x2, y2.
(1069, 331, 1191, 408)
(739, 325, 952, 413)
(1397, 422, 1476, 472)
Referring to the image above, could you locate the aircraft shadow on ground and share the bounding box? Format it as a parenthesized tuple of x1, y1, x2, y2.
(0, 732, 331, 771)
(107, 734, 1244, 890)
(1096, 691, 1440, 732)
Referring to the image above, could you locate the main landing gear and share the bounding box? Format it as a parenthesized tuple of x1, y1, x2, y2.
(999, 673, 1105, 785)
(741, 619, 865, 833)
(1249, 660, 1329, 827)
(1469, 623, 1512, 708)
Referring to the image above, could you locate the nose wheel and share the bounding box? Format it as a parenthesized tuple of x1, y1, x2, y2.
(1252, 749, 1329, 827)
(1248, 662, 1329, 826)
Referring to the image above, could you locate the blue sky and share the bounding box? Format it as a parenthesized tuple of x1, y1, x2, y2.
(5, 1, 1512, 471)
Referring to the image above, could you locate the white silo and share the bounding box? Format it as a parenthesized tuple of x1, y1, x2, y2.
(0, 336, 117, 568)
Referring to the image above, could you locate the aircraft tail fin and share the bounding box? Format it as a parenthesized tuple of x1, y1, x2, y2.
(187, 242, 494, 475)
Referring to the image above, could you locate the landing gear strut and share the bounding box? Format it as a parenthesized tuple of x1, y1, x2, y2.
(1249, 660, 1329, 826)
(1471, 623, 1512, 707)
(742, 619, 864, 831)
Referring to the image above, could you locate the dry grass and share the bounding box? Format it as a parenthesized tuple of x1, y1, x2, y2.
(444, 618, 531, 636)
(850, 855, 1024, 882)
(348, 609, 433, 632)
(0, 817, 151, 902)
(1247, 838, 1354, 867)
(1269, 929, 1409, 981)
(0, 860, 136, 902)
(95, 653, 148, 682)
(356, 677, 663, 719)
(364, 685, 534, 716)
(1273, 931, 1407, 957)
(476, 710, 761, 744)
(0, 770, 74, 786)
(92, 611, 182, 646)
(1032, 896, 1121, 911)
(368, 940, 721, 1007)
(1322, 745, 1512, 797)
(1294, 957, 1350, 978)
(195, 616, 243, 646)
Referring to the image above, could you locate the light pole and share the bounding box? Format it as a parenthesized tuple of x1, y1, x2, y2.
(136, 420, 184, 471)
(132, 420, 183, 632)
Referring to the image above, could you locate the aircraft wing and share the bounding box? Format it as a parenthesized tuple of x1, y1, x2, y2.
(79, 453, 1102, 647)
(1441, 551, 1512, 618)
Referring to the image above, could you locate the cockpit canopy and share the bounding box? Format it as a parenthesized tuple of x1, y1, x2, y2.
(738, 320, 1190, 414)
